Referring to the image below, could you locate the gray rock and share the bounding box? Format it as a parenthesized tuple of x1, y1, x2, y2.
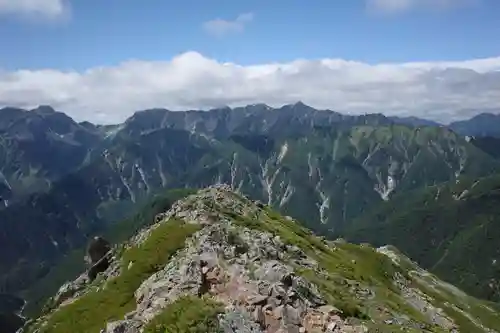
(254, 260, 293, 283)
(88, 251, 113, 281)
(124, 311, 136, 320)
(49, 273, 88, 308)
(219, 310, 264, 333)
(283, 305, 301, 325)
(87, 236, 111, 264)
(273, 305, 284, 319)
(326, 322, 338, 332)
(317, 304, 341, 315)
(257, 281, 271, 296)
(252, 306, 266, 329)
(293, 276, 326, 307)
(248, 295, 268, 305)
(104, 320, 141, 333)
(270, 283, 287, 299)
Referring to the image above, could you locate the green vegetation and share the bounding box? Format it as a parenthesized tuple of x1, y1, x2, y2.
(415, 279, 494, 333)
(32, 219, 200, 333)
(21, 188, 196, 318)
(221, 197, 500, 332)
(347, 173, 500, 302)
(5, 113, 500, 328)
(22, 187, 500, 333)
(103, 188, 197, 244)
(143, 296, 223, 333)
(7, 104, 500, 333)
(222, 201, 436, 329)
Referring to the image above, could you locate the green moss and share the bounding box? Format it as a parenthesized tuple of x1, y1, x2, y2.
(35, 219, 201, 333)
(143, 296, 223, 333)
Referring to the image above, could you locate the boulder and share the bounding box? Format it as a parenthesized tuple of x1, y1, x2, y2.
(103, 320, 141, 333)
(87, 236, 111, 264)
(88, 252, 113, 281)
(86, 236, 113, 281)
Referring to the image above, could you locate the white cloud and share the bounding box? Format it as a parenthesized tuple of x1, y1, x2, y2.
(1, 52, 500, 124)
(203, 12, 254, 37)
(0, 0, 68, 19)
(366, 0, 476, 14)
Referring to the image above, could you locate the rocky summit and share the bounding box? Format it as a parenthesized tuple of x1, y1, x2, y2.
(22, 185, 500, 333)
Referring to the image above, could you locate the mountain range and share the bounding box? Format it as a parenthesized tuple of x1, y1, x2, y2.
(1, 103, 500, 332)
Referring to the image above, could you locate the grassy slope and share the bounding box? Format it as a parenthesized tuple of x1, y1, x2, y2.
(222, 193, 500, 332)
(29, 220, 201, 333)
(28, 189, 500, 333)
(347, 174, 500, 302)
(21, 188, 196, 318)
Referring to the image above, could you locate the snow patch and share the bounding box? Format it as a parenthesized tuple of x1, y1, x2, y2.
(277, 142, 288, 164)
(136, 164, 150, 192)
(374, 174, 396, 201)
(104, 125, 124, 139)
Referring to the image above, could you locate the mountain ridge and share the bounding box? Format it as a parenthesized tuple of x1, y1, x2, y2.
(0, 106, 104, 205)
(4, 103, 500, 140)
(449, 112, 500, 138)
(22, 185, 500, 333)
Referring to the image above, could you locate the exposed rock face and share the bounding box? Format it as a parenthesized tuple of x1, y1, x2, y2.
(25, 185, 500, 333)
(86, 236, 112, 281)
(87, 236, 112, 265)
(128, 221, 350, 333)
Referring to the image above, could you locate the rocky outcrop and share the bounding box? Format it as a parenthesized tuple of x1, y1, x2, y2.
(105, 219, 367, 333)
(101, 186, 370, 332)
(25, 185, 500, 333)
(87, 236, 112, 264)
(86, 237, 113, 281)
(88, 251, 113, 281)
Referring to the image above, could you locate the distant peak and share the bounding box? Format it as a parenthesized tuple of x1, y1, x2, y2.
(248, 103, 271, 109)
(280, 101, 314, 111)
(293, 101, 308, 107)
(474, 112, 499, 119)
(32, 105, 56, 114)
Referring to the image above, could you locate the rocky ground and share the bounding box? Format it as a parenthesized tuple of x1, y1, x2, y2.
(23, 185, 500, 333)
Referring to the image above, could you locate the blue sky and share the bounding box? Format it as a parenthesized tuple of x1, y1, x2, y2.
(2, 0, 499, 70)
(0, 0, 499, 123)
